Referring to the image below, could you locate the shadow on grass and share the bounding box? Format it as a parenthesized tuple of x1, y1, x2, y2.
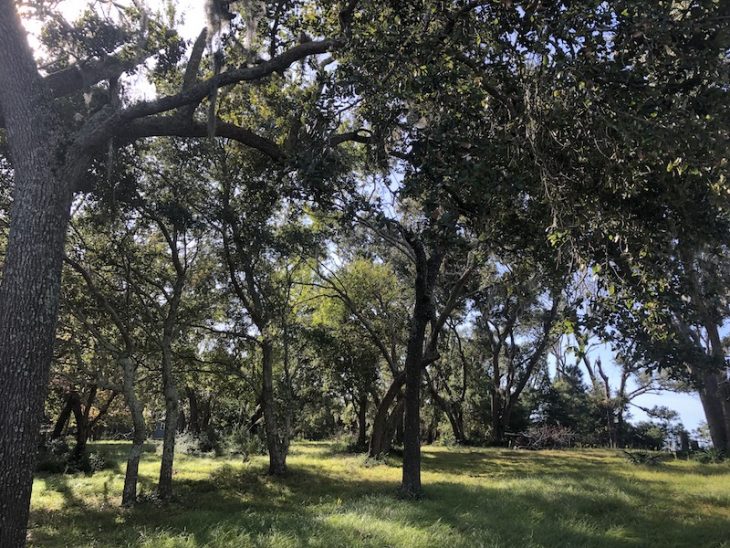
(29, 443, 730, 547)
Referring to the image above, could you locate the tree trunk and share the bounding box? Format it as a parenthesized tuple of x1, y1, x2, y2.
(427, 378, 466, 444)
(158, 343, 179, 500)
(491, 405, 506, 446)
(368, 373, 405, 458)
(616, 409, 625, 449)
(0, 6, 74, 540)
(695, 368, 729, 452)
(247, 393, 264, 434)
(400, 291, 430, 498)
(51, 393, 76, 439)
(186, 387, 200, 435)
(69, 392, 87, 461)
(444, 406, 465, 444)
(355, 391, 368, 450)
(384, 397, 405, 454)
(177, 408, 187, 433)
(120, 356, 147, 507)
(262, 339, 287, 475)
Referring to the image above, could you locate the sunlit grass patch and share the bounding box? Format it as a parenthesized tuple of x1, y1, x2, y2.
(28, 441, 730, 547)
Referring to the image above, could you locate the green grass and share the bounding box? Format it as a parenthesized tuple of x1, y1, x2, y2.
(29, 441, 730, 547)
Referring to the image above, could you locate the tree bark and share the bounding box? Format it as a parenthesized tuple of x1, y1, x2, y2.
(186, 387, 201, 435)
(695, 368, 729, 452)
(368, 373, 405, 457)
(120, 356, 147, 507)
(400, 275, 431, 498)
(0, 3, 75, 543)
(355, 391, 369, 450)
(158, 343, 179, 500)
(69, 392, 87, 461)
(51, 392, 76, 440)
(384, 397, 406, 454)
(262, 339, 287, 475)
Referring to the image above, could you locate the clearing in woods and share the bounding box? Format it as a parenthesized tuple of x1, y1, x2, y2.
(28, 441, 730, 547)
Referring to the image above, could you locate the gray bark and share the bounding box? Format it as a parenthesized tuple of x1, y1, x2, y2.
(120, 356, 147, 507)
(157, 343, 179, 500)
(262, 339, 287, 475)
(0, 3, 74, 544)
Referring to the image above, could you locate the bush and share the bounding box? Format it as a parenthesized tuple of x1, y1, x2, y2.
(623, 450, 663, 466)
(87, 451, 108, 472)
(47, 438, 70, 456)
(694, 448, 726, 464)
(518, 424, 575, 449)
(437, 429, 458, 448)
(174, 430, 224, 456)
(36, 453, 68, 474)
(35, 439, 109, 474)
(198, 430, 223, 455)
(227, 427, 266, 462)
(36, 438, 73, 474)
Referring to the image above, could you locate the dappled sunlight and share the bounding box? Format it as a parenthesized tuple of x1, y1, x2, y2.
(27, 441, 730, 547)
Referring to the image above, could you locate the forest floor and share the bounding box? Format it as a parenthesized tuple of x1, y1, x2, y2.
(28, 441, 730, 547)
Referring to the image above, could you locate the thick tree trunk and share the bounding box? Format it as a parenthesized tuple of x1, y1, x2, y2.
(368, 373, 405, 458)
(158, 343, 179, 500)
(262, 339, 287, 475)
(0, 7, 74, 541)
(400, 292, 430, 498)
(120, 356, 147, 507)
(696, 368, 729, 452)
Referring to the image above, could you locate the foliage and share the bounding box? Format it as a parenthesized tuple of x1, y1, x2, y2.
(693, 448, 726, 465)
(623, 451, 665, 466)
(227, 427, 268, 463)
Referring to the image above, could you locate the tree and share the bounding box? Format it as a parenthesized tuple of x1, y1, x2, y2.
(473, 263, 563, 444)
(0, 1, 361, 540)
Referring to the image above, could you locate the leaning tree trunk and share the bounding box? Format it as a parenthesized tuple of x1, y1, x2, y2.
(69, 393, 88, 461)
(427, 380, 466, 444)
(369, 373, 405, 458)
(262, 339, 287, 475)
(51, 392, 77, 439)
(121, 356, 147, 507)
(158, 342, 179, 500)
(0, 7, 74, 541)
(384, 397, 406, 454)
(695, 368, 729, 452)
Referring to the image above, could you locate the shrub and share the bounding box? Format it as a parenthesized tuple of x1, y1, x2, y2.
(47, 438, 70, 456)
(694, 448, 726, 464)
(227, 427, 266, 462)
(87, 451, 108, 472)
(623, 450, 663, 466)
(519, 424, 575, 449)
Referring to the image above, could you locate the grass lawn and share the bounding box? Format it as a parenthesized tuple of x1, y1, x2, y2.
(28, 441, 730, 547)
